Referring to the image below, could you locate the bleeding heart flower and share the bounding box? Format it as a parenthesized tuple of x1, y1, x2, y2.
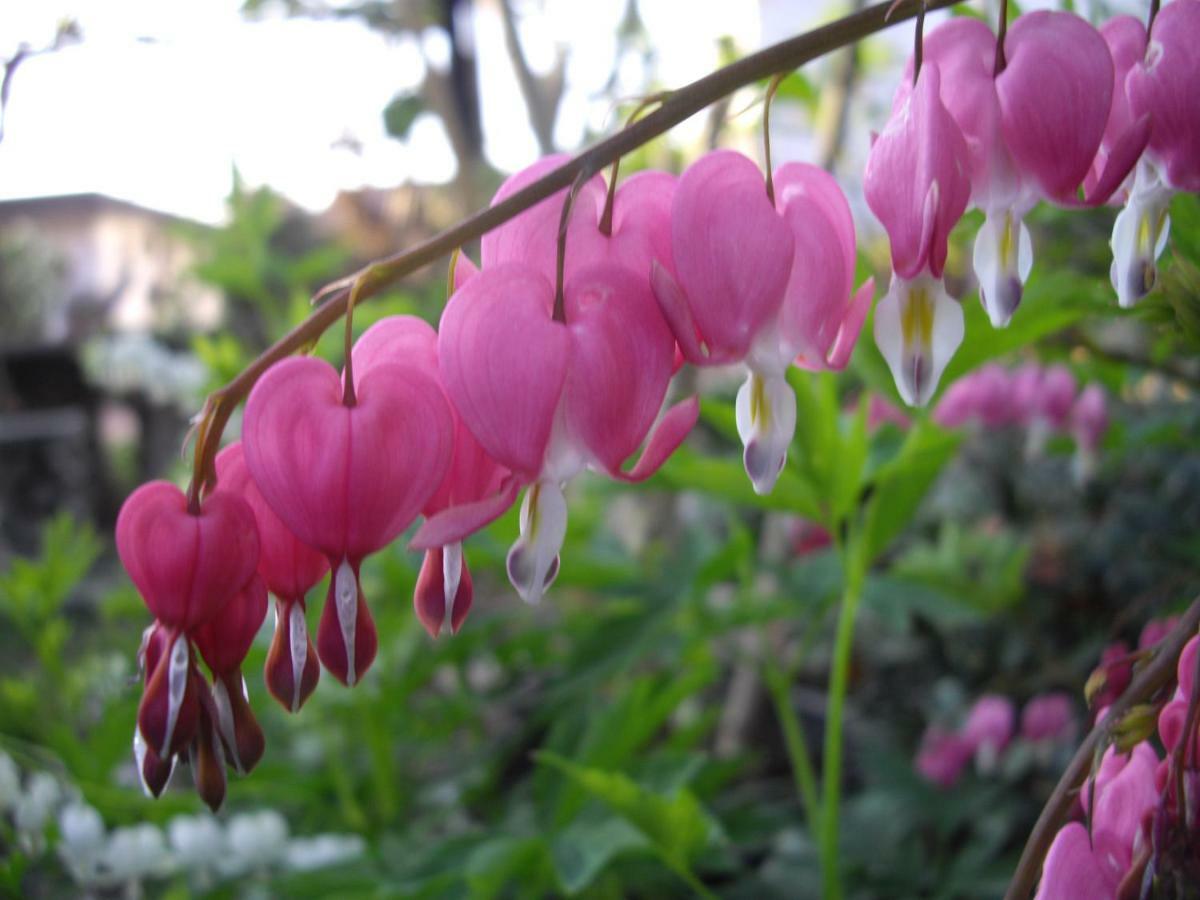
(116, 481, 260, 634)
(866, 62, 970, 407)
(1106, 2, 1200, 308)
(483, 155, 676, 287)
(216, 442, 327, 712)
(192, 574, 268, 775)
(420, 261, 696, 603)
(1071, 383, 1109, 484)
(894, 14, 1147, 327)
(243, 355, 454, 686)
(1035, 821, 1128, 900)
(132, 622, 233, 812)
(652, 151, 871, 491)
(352, 309, 509, 638)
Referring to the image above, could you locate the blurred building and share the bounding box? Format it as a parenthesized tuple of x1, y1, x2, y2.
(0, 193, 215, 556)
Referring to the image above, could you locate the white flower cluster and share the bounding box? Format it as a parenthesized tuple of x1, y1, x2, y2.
(0, 750, 365, 892)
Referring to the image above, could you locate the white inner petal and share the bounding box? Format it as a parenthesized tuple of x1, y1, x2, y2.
(506, 480, 568, 605)
(873, 274, 964, 408)
(972, 208, 1033, 329)
(210, 677, 242, 773)
(334, 559, 358, 686)
(288, 601, 308, 712)
(162, 633, 190, 755)
(735, 369, 796, 496)
(441, 542, 463, 636)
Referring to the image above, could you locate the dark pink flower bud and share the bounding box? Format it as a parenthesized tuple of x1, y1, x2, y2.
(414, 546, 474, 639)
(137, 627, 200, 758)
(192, 575, 268, 774)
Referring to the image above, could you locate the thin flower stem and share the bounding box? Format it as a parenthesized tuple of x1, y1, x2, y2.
(553, 168, 595, 322)
(597, 92, 670, 236)
(184, 0, 960, 548)
(764, 656, 822, 830)
(819, 546, 866, 900)
(1004, 596, 1200, 900)
(993, 0, 1009, 76)
(763, 74, 786, 205)
(1149, 0, 1161, 30)
(912, 1, 927, 85)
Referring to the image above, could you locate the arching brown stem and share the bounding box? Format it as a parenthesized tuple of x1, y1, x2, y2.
(184, 0, 960, 500)
(1004, 596, 1200, 900)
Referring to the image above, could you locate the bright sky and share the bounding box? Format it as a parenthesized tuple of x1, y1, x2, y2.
(0, 0, 762, 223)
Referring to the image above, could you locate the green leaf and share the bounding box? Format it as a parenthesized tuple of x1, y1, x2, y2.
(861, 422, 961, 562)
(551, 814, 648, 894)
(536, 752, 715, 877)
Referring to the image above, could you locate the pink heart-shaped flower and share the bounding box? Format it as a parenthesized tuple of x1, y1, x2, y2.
(243, 355, 453, 561)
(116, 481, 259, 632)
(437, 264, 570, 479)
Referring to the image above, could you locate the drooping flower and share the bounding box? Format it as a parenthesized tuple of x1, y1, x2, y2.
(962, 693, 1016, 771)
(192, 573, 269, 775)
(215, 442, 328, 712)
(866, 62, 970, 407)
(651, 150, 872, 490)
(243, 355, 454, 685)
(1105, 1, 1200, 307)
(351, 308, 508, 638)
(893, 14, 1147, 327)
(418, 261, 696, 603)
(116, 482, 259, 761)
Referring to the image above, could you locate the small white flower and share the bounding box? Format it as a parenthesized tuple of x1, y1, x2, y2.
(15, 772, 62, 837)
(283, 834, 366, 872)
(168, 814, 223, 871)
(219, 810, 289, 876)
(103, 823, 171, 884)
(57, 803, 106, 885)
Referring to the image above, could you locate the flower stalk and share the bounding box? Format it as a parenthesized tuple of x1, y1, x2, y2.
(183, 0, 960, 502)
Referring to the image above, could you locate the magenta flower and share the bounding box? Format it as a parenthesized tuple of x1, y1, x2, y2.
(1035, 822, 1127, 900)
(962, 693, 1016, 770)
(652, 150, 871, 490)
(243, 354, 454, 685)
(116, 482, 259, 761)
(866, 62, 970, 407)
(915, 725, 974, 789)
(352, 310, 509, 638)
(421, 261, 696, 603)
(1107, 1, 1200, 307)
(1020, 693, 1076, 744)
(894, 14, 1146, 327)
(215, 442, 328, 712)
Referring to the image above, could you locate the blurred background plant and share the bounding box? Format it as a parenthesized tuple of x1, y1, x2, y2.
(1, 0, 1199, 897)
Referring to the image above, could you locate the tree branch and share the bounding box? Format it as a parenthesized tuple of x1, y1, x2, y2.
(1004, 595, 1200, 900)
(188, 0, 960, 495)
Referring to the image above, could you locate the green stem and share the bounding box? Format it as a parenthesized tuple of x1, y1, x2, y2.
(764, 657, 822, 832)
(819, 547, 866, 900)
